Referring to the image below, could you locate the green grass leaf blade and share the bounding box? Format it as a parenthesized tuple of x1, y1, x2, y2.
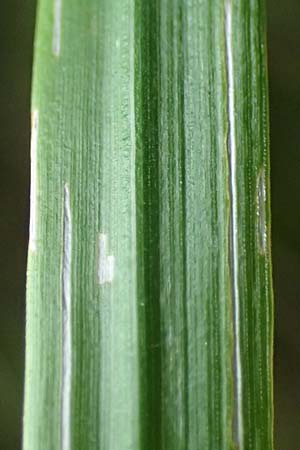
(23, 1, 273, 450)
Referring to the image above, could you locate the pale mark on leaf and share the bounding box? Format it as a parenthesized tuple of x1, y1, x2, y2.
(29, 110, 38, 252)
(225, 1, 244, 447)
(61, 184, 72, 450)
(256, 168, 267, 254)
(98, 234, 115, 285)
(53, 0, 62, 56)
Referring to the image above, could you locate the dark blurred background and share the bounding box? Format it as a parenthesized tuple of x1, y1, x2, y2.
(269, 2, 300, 448)
(0, 1, 299, 449)
(0, 1, 36, 449)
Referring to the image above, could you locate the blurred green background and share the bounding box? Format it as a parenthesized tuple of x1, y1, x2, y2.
(0, 1, 299, 449)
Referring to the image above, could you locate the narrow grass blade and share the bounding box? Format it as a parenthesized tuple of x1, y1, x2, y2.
(24, 1, 273, 449)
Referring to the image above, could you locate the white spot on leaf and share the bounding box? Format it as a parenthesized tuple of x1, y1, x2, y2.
(256, 168, 267, 254)
(98, 233, 114, 285)
(53, 0, 62, 56)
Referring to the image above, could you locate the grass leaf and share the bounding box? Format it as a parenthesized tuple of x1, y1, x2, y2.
(24, 1, 273, 449)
